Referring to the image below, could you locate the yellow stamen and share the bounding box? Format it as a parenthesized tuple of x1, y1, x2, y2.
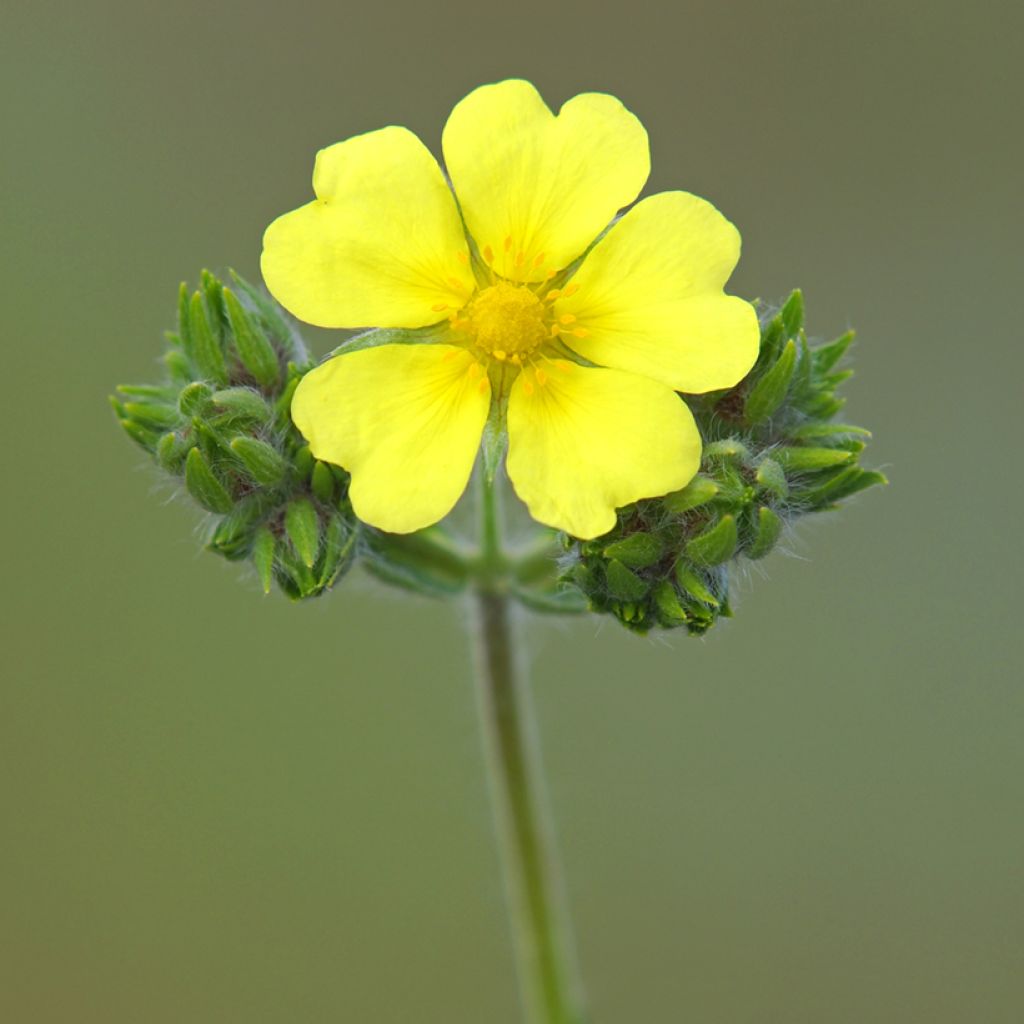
(521, 378, 535, 397)
(467, 361, 480, 378)
(571, 327, 589, 338)
(533, 252, 546, 267)
(483, 244, 494, 264)
(562, 283, 579, 297)
(503, 235, 513, 251)
(546, 269, 558, 279)
(431, 302, 449, 312)
(447, 276, 466, 292)
(549, 324, 561, 337)
(492, 349, 507, 361)
(477, 377, 489, 394)
(544, 289, 561, 302)
(456, 250, 469, 265)
(535, 368, 548, 387)
(515, 251, 526, 267)
(559, 313, 576, 325)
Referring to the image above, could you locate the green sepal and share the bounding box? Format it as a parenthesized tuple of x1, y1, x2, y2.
(790, 422, 871, 443)
(743, 338, 796, 423)
(117, 418, 160, 451)
(223, 287, 280, 389)
(781, 289, 804, 336)
(188, 291, 227, 384)
(652, 580, 688, 626)
(200, 269, 227, 346)
(229, 269, 302, 361)
(284, 498, 320, 568)
(275, 543, 318, 600)
(755, 457, 788, 499)
(252, 526, 276, 595)
(178, 381, 213, 417)
(230, 436, 288, 487)
(605, 559, 649, 601)
(184, 446, 233, 513)
(796, 467, 888, 509)
(317, 514, 356, 589)
(685, 514, 738, 565)
(675, 566, 720, 607)
(813, 330, 854, 373)
(362, 529, 468, 597)
(163, 348, 192, 383)
(121, 401, 178, 430)
(209, 495, 269, 560)
(311, 461, 336, 503)
(293, 444, 315, 480)
(117, 384, 176, 400)
(603, 531, 664, 569)
(176, 282, 193, 361)
(156, 431, 191, 472)
(775, 446, 855, 472)
(746, 506, 783, 560)
(212, 387, 271, 424)
(663, 474, 719, 514)
(703, 439, 751, 462)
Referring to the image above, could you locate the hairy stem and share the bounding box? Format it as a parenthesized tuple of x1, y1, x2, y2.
(471, 472, 587, 1024)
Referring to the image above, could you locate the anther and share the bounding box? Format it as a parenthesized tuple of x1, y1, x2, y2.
(562, 283, 579, 297)
(503, 235, 513, 251)
(483, 244, 494, 264)
(521, 378, 535, 397)
(545, 289, 561, 302)
(533, 252, 546, 267)
(571, 327, 589, 338)
(477, 378, 489, 394)
(492, 349, 507, 362)
(535, 368, 548, 387)
(515, 251, 526, 267)
(431, 302, 449, 312)
(456, 250, 469, 264)
(447, 276, 466, 291)
(559, 313, 576, 325)
(549, 324, 561, 337)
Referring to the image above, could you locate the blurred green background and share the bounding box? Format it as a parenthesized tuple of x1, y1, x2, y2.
(3, 1, 1021, 1021)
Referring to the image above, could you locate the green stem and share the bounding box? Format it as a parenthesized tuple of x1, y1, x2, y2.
(471, 472, 587, 1024)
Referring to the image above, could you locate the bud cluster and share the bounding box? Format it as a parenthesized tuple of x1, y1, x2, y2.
(110, 271, 357, 599)
(561, 291, 886, 635)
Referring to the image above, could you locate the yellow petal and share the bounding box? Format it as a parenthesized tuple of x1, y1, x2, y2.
(292, 344, 490, 533)
(556, 191, 760, 393)
(506, 360, 700, 539)
(261, 127, 475, 330)
(442, 80, 649, 282)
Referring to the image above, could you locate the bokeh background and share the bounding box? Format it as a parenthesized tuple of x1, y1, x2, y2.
(3, 1, 1021, 1021)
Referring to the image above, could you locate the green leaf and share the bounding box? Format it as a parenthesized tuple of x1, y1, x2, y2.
(223, 287, 280, 389)
(746, 506, 783, 559)
(230, 436, 288, 487)
(775, 446, 855, 472)
(285, 498, 320, 568)
(603, 531, 663, 569)
(188, 291, 227, 384)
(252, 526, 276, 595)
(743, 338, 796, 423)
(781, 289, 804, 336)
(685, 514, 738, 565)
(605, 559, 649, 601)
(184, 447, 233, 513)
(663, 474, 719, 513)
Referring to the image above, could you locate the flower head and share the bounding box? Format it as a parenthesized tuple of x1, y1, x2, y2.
(262, 79, 759, 539)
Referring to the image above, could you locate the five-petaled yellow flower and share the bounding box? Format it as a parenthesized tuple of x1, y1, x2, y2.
(262, 79, 759, 539)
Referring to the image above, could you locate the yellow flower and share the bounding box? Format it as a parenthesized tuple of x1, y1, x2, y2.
(262, 80, 758, 539)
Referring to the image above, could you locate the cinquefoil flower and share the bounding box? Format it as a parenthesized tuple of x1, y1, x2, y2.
(262, 79, 758, 539)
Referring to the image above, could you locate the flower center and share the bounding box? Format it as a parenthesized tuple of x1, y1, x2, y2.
(463, 282, 548, 362)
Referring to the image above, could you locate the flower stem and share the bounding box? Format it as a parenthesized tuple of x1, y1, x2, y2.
(471, 471, 587, 1024)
